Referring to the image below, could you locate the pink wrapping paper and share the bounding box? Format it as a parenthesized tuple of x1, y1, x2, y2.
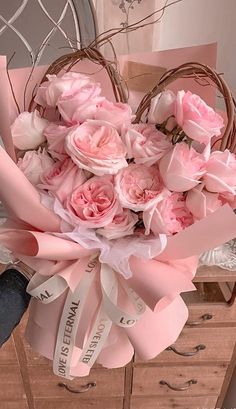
(0, 56, 16, 161)
(119, 43, 217, 111)
(2, 44, 236, 376)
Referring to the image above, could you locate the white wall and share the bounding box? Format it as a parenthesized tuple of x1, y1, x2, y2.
(158, 0, 236, 96)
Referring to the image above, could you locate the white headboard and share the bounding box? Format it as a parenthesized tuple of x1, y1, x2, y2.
(0, 0, 97, 68)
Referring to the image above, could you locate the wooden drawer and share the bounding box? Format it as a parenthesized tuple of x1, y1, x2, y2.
(29, 366, 125, 399)
(130, 396, 218, 409)
(183, 285, 236, 325)
(132, 364, 227, 396)
(34, 398, 123, 409)
(0, 366, 26, 401)
(0, 337, 17, 364)
(136, 327, 236, 364)
(1, 403, 28, 409)
(187, 303, 236, 325)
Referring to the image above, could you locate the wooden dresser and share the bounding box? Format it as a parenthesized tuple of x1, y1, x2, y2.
(1, 265, 236, 409)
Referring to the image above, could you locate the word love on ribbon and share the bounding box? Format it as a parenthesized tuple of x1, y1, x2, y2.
(27, 255, 146, 379)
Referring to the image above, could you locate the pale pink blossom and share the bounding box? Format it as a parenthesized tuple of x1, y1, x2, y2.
(11, 111, 48, 150)
(97, 208, 138, 239)
(94, 100, 133, 132)
(66, 176, 120, 228)
(115, 163, 168, 211)
(148, 90, 176, 126)
(17, 148, 54, 185)
(175, 90, 224, 145)
(186, 184, 223, 220)
(38, 158, 86, 203)
(35, 72, 92, 107)
(159, 143, 206, 192)
(65, 120, 127, 176)
(144, 192, 193, 235)
(57, 83, 104, 124)
(123, 123, 171, 166)
(44, 122, 72, 160)
(203, 150, 236, 194)
(219, 191, 236, 209)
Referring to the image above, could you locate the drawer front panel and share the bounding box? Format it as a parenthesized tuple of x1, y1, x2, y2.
(29, 366, 125, 398)
(132, 364, 227, 397)
(136, 326, 236, 364)
(130, 396, 218, 409)
(0, 366, 26, 401)
(34, 398, 123, 409)
(187, 303, 236, 325)
(1, 403, 28, 409)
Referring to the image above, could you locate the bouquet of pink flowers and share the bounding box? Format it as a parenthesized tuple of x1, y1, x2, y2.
(1, 56, 236, 379)
(12, 72, 234, 242)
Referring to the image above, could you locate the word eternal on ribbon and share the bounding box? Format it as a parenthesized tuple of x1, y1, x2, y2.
(35, 290, 53, 302)
(53, 256, 99, 378)
(58, 299, 80, 377)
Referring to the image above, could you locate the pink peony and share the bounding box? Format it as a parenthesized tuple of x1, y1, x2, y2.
(159, 142, 206, 192)
(35, 72, 93, 107)
(11, 111, 48, 150)
(115, 163, 168, 211)
(57, 83, 104, 124)
(44, 122, 72, 160)
(97, 208, 138, 239)
(66, 176, 120, 228)
(65, 120, 127, 176)
(148, 90, 176, 125)
(144, 192, 193, 235)
(123, 123, 171, 166)
(186, 184, 223, 220)
(38, 158, 86, 203)
(203, 150, 236, 194)
(175, 90, 224, 145)
(94, 100, 133, 133)
(17, 148, 54, 185)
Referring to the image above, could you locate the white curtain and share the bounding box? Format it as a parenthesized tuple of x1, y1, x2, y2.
(92, 0, 163, 56)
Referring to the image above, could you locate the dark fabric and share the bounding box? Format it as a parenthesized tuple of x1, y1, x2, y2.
(0, 269, 30, 346)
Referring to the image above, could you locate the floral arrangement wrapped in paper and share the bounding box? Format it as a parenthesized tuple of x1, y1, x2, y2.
(1, 45, 236, 380)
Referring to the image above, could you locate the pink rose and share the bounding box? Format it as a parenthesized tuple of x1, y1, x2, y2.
(203, 150, 236, 194)
(148, 90, 176, 126)
(11, 111, 48, 150)
(65, 120, 127, 176)
(186, 184, 223, 220)
(66, 176, 120, 227)
(123, 124, 171, 166)
(159, 143, 205, 192)
(57, 83, 104, 124)
(219, 192, 236, 209)
(44, 122, 72, 160)
(35, 72, 92, 107)
(115, 164, 168, 211)
(175, 90, 224, 145)
(17, 148, 54, 185)
(94, 100, 133, 133)
(144, 192, 193, 235)
(97, 208, 138, 239)
(38, 158, 86, 203)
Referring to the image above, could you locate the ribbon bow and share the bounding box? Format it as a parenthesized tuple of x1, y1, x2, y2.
(27, 255, 146, 379)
